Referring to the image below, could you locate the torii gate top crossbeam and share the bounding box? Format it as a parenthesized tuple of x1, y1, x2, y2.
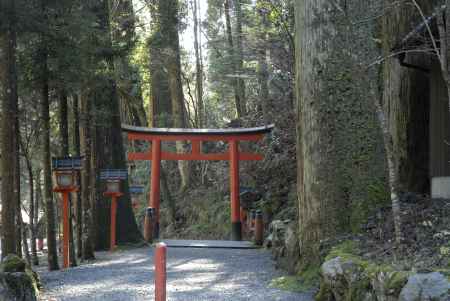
(123, 124, 274, 162)
(122, 124, 274, 136)
(122, 124, 274, 142)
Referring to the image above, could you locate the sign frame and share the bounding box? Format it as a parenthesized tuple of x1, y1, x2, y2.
(52, 157, 82, 171)
(100, 169, 128, 180)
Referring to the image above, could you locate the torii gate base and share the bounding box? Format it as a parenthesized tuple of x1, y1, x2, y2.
(123, 124, 274, 241)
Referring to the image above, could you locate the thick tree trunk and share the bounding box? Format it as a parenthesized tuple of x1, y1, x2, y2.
(256, 2, 270, 121)
(80, 91, 96, 260)
(41, 59, 60, 270)
(148, 0, 187, 218)
(155, 0, 190, 191)
(382, 0, 432, 195)
(19, 212, 30, 264)
(295, 0, 385, 264)
(72, 94, 83, 258)
(15, 111, 22, 258)
(193, 0, 204, 127)
(224, 0, 245, 118)
(0, 0, 18, 258)
(88, 0, 141, 249)
(26, 160, 39, 265)
(233, 0, 246, 117)
(380, 0, 435, 242)
(35, 171, 43, 251)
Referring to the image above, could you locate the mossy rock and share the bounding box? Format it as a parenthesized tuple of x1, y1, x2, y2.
(0, 271, 38, 301)
(1, 255, 26, 273)
(320, 241, 411, 300)
(315, 282, 333, 301)
(384, 271, 408, 295)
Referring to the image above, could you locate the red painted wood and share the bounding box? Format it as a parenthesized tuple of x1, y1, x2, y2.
(230, 141, 240, 223)
(124, 126, 273, 242)
(155, 243, 167, 301)
(127, 151, 263, 162)
(151, 140, 161, 223)
(192, 140, 201, 155)
(240, 207, 247, 235)
(103, 192, 123, 251)
(38, 239, 44, 251)
(110, 195, 117, 251)
(255, 214, 264, 246)
(53, 187, 77, 269)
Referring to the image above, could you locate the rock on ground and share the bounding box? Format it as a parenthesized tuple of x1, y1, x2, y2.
(399, 272, 450, 301)
(318, 256, 450, 301)
(0, 254, 40, 301)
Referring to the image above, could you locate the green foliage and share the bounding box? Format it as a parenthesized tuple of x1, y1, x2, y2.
(325, 240, 363, 263)
(350, 179, 389, 233)
(270, 264, 320, 293)
(130, 39, 151, 113)
(270, 276, 307, 292)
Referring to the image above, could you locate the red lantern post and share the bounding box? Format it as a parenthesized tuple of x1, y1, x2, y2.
(52, 166, 79, 269)
(103, 180, 123, 252)
(100, 170, 127, 252)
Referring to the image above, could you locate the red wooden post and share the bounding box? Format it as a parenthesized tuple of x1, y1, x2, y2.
(230, 140, 242, 241)
(240, 207, 247, 235)
(155, 243, 167, 301)
(249, 210, 256, 232)
(38, 238, 44, 251)
(254, 211, 264, 246)
(62, 191, 70, 269)
(110, 195, 117, 251)
(150, 139, 162, 238)
(144, 207, 154, 243)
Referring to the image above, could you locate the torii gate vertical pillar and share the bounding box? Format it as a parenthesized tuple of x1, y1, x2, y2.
(230, 140, 242, 241)
(150, 139, 161, 239)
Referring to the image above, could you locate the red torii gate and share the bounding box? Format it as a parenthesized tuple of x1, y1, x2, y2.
(122, 124, 274, 241)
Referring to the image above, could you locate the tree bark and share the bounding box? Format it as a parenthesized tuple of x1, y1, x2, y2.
(224, 0, 245, 118)
(27, 160, 39, 265)
(193, 0, 204, 127)
(157, 0, 191, 191)
(35, 171, 43, 251)
(41, 56, 60, 271)
(233, 0, 246, 117)
(0, 0, 18, 258)
(80, 91, 95, 260)
(72, 94, 83, 258)
(88, 0, 141, 249)
(256, 2, 270, 122)
(15, 105, 22, 258)
(295, 0, 386, 264)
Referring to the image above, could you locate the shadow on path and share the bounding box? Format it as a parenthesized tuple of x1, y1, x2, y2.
(39, 246, 313, 301)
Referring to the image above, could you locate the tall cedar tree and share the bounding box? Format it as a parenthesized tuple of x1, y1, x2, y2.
(90, 0, 141, 249)
(0, 0, 19, 258)
(295, 0, 386, 263)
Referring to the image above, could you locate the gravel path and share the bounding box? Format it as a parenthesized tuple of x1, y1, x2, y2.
(39, 246, 313, 301)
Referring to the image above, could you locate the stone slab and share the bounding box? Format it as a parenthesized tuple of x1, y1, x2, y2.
(159, 239, 258, 249)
